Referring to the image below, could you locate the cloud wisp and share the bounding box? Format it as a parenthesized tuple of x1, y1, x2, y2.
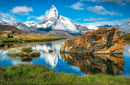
(80, 0, 129, 5)
(83, 18, 106, 21)
(11, 6, 33, 13)
(70, 2, 85, 10)
(0, 12, 16, 21)
(87, 6, 122, 16)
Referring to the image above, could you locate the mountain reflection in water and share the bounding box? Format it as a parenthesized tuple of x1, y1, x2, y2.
(60, 53, 124, 76)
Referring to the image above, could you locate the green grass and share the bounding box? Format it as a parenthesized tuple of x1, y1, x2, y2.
(124, 33, 130, 40)
(0, 64, 130, 85)
(22, 47, 32, 52)
(0, 38, 64, 43)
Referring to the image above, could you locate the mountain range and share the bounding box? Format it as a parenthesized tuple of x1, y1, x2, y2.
(0, 5, 88, 38)
(97, 22, 130, 33)
(0, 5, 130, 37)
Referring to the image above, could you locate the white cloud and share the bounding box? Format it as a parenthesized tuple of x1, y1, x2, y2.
(11, 6, 33, 13)
(27, 16, 31, 20)
(12, 60, 32, 65)
(70, 2, 85, 10)
(87, 6, 122, 16)
(0, 12, 16, 21)
(83, 18, 106, 21)
(81, 0, 126, 5)
(75, 18, 82, 21)
(87, 6, 106, 15)
(26, 15, 44, 21)
(34, 15, 44, 21)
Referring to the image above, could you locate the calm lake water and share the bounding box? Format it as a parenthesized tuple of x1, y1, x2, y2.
(0, 39, 130, 78)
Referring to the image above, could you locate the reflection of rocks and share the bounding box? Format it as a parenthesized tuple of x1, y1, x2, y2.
(8, 47, 40, 57)
(0, 43, 21, 50)
(8, 55, 40, 62)
(60, 53, 124, 75)
(48, 49, 53, 53)
(60, 28, 125, 54)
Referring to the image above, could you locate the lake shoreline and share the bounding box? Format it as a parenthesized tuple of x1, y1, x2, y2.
(0, 64, 130, 85)
(0, 38, 65, 43)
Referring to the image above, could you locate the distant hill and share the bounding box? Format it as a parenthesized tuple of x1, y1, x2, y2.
(124, 33, 130, 40)
(46, 30, 76, 38)
(0, 25, 25, 33)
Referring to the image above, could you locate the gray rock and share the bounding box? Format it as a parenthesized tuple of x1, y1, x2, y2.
(2, 33, 10, 38)
(60, 42, 66, 52)
(29, 49, 40, 57)
(13, 35, 21, 39)
(48, 49, 53, 53)
(8, 47, 40, 57)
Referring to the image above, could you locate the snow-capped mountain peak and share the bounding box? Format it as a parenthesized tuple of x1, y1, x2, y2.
(52, 15, 79, 33)
(0, 20, 17, 26)
(44, 5, 59, 23)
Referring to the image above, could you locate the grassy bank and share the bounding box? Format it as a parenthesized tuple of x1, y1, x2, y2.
(124, 33, 130, 40)
(0, 34, 64, 43)
(0, 64, 130, 85)
(0, 38, 64, 42)
(0, 32, 65, 42)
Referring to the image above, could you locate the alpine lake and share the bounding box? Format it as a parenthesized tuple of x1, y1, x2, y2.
(0, 39, 130, 78)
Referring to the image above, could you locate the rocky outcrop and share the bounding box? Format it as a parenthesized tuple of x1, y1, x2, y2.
(2, 33, 10, 38)
(60, 53, 124, 75)
(8, 47, 40, 57)
(60, 27, 125, 54)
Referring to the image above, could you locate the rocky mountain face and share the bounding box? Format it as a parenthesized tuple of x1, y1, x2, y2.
(46, 30, 76, 38)
(0, 5, 88, 38)
(60, 27, 125, 54)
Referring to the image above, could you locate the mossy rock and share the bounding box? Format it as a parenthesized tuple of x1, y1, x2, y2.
(8, 47, 40, 57)
(22, 47, 32, 52)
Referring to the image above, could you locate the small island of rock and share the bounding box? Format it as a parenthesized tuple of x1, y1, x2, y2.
(8, 47, 40, 57)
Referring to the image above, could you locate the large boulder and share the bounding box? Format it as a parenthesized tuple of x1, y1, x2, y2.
(13, 35, 21, 39)
(2, 33, 10, 38)
(8, 47, 40, 57)
(60, 27, 125, 54)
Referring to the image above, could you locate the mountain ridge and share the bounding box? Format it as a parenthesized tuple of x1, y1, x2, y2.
(0, 5, 88, 38)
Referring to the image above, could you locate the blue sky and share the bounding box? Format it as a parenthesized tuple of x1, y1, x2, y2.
(0, 0, 130, 28)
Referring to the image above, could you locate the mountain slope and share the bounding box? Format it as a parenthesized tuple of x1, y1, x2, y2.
(46, 30, 76, 38)
(0, 25, 25, 33)
(116, 22, 130, 33)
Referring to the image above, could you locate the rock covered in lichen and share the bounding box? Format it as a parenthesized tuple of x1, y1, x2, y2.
(8, 47, 40, 57)
(60, 27, 125, 54)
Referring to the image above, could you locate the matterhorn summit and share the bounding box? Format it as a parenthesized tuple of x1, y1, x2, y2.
(36, 5, 79, 33)
(44, 5, 59, 23)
